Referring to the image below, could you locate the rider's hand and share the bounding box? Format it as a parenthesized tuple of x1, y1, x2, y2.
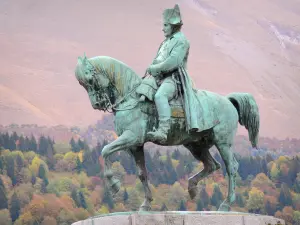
(147, 65, 159, 77)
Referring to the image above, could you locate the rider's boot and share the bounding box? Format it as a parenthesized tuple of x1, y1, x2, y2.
(147, 95, 171, 143)
(147, 118, 170, 143)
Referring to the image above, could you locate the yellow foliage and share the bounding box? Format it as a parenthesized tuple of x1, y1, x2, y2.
(172, 159, 179, 168)
(29, 156, 48, 176)
(98, 205, 109, 214)
(78, 150, 84, 162)
(15, 212, 35, 225)
(113, 203, 126, 212)
(246, 187, 264, 211)
(277, 156, 288, 164)
(159, 155, 167, 161)
(23, 151, 36, 164)
(11, 150, 25, 160)
(63, 152, 77, 162)
(270, 163, 279, 180)
(1, 149, 11, 156)
(54, 154, 64, 161)
(0, 209, 12, 225)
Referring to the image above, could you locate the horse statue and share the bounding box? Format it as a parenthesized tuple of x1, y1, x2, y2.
(75, 54, 260, 211)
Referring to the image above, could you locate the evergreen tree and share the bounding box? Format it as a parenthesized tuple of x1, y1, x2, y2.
(15, 155, 24, 173)
(9, 132, 18, 150)
(211, 184, 223, 208)
(265, 200, 274, 216)
(6, 155, 16, 186)
(46, 144, 55, 170)
(144, 151, 154, 173)
(70, 137, 80, 153)
(123, 188, 129, 204)
(165, 151, 177, 185)
(196, 199, 204, 211)
(24, 136, 30, 151)
(0, 156, 3, 173)
(3, 132, 10, 149)
(10, 192, 20, 222)
(76, 156, 83, 173)
(18, 135, 25, 151)
(30, 135, 37, 152)
(0, 186, 8, 209)
(78, 191, 87, 209)
(102, 186, 114, 209)
(171, 148, 180, 160)
(31, 175, 36, 186)
(82, 150, 101, 176)
(0, 133, 4, 148)
(38, 135, 48, 155)
(0, 177, 4, 188)
(279, 183, 292, 207)
(160, 202, 168, 211)
(178, 200, 186, 211)
(236, 193, 245, 207)
(71, 189, 80, 207)
(38, 164, 47, 180)
(199, 187, 210, 208)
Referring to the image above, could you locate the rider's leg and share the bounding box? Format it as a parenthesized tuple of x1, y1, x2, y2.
(147, 77, 176, 142)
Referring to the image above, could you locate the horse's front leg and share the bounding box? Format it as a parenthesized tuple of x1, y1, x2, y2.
(101, 130, 138, 195)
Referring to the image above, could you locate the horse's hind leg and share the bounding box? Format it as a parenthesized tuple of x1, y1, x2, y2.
(184, 142, 221, 200)
(130, 147, 153, 211)
(215, 142, 239, 211)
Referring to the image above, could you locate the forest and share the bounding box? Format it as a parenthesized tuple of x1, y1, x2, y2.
(0, 131, 300, 225)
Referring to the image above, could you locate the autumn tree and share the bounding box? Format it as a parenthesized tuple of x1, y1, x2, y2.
(246, 187, 264, 214)
(0, 209, 13, 225)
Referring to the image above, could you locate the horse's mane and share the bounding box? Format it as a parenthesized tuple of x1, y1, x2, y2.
(89, 56, 142, 97)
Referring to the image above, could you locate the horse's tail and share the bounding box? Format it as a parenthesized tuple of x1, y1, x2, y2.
(227, 93, 260, 149)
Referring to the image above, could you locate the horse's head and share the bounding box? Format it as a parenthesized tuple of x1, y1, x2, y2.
(75, 54, 113, 111)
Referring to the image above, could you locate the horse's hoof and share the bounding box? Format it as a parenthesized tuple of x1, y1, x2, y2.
(188, 186, 198, 200)
(111, 179, 121, 195)
(139, 205, 151, 212)
(218, 201, 231, 212)
(188, 179, 198, 199)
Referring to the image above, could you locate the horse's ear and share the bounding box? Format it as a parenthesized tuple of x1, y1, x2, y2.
(82, 53, 87, 66)
(78, 56, 82, 64)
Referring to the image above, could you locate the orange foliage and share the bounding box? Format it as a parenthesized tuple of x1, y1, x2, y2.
(186, 201, 196, 211)
(60, 195, 76, 211)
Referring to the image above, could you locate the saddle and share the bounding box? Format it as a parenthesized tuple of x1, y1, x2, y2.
(140, 98, 185, 118)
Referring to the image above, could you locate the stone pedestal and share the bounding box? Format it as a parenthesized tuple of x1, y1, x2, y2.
(72, 211, 285, 225)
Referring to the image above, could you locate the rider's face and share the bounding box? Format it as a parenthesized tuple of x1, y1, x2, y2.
(162, 23, 172, 38)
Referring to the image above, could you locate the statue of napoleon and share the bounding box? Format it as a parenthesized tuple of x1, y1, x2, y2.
(137, 4, 200, 143)
(75, 3, 260, 212)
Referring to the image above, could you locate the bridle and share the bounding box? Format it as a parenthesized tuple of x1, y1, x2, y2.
(82, 60, 143, 113)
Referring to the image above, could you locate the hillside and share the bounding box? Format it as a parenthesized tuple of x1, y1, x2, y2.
(0, 0, 299, 139)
